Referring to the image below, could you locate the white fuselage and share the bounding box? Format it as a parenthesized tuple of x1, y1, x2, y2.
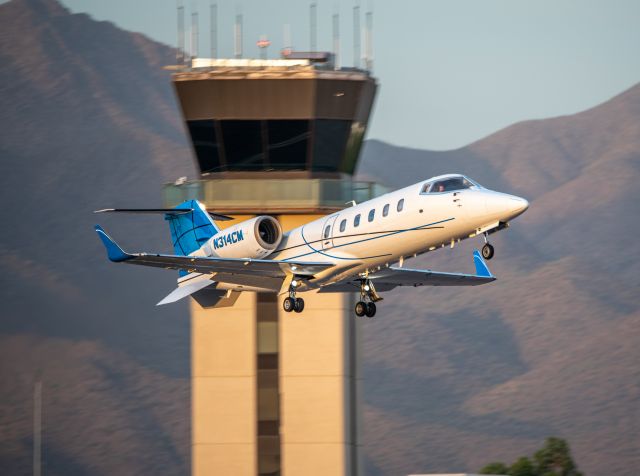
(269, 176, 528, 290)
(210, 175, 528, 293)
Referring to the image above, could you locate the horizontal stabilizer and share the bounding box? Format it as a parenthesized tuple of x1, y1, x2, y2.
(157, 279, 215, 306)
(94, 208, 234, 221)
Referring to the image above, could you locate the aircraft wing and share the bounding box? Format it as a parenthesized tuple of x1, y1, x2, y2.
(319, 250, 495, 292)
(95, 225, 333, 278)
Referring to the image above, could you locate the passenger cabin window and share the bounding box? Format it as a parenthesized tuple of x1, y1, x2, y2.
(383, 204, 390, 217)
(354, 214, 361, 227)
(428, 176, 475, 193)
(397, 198, 404, 212)
(339, 219, 346, 233)
(368, 209, 375, 222)
(324, 225, 331, 239)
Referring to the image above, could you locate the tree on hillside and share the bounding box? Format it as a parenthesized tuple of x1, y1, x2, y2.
(479, 437, 583, 476)
(509, 457, 536, 476)
(480, 462, 510, 475)
(534, 437, 583, 476)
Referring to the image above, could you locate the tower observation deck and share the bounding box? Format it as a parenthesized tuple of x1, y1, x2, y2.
(169, 54, 380, 476)
(174, 57, 376, 176)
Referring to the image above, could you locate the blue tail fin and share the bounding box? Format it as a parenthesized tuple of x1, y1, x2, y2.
(166, 200, 219, 256)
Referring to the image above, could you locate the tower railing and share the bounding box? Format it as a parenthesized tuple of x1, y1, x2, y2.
(163, 178, 387, 213)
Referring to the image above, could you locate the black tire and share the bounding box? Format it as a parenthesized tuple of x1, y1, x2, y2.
(482, 243, 495, 260)
(355, 301, 367, 317)
(294, 297, 305, 313)
(365, 302, 377, 318)
(283, 297, 295, 312)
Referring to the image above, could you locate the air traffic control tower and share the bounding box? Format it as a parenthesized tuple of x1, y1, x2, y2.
(165, 54, 380, 476)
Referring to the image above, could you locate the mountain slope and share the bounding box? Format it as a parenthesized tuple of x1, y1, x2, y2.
(358, 84, 640, 475)
(0, 0, 194, 474)
(1, 0, 638, 475)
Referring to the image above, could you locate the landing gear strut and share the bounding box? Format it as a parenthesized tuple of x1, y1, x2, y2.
(355, 278, 381, 318)
(481, 232, 495, 260)
(283, 279, 305, 314)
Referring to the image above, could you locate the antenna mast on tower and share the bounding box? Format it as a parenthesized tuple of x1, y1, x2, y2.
(365, 8, 373, 71)
(353, 1, 360, 68)
(234, 12, 243, 58)
(210, 2, 217, 58)
(310, 2, 317, 52)
(177, 0, 185, 64)
(332, 11, 340, 70)
(191, 5, 199, 59)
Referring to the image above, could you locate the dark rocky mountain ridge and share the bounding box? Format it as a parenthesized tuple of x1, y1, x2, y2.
(1, 0, 638, 474)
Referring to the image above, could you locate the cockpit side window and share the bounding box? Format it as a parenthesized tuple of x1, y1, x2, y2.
(429, 176, 475, 193)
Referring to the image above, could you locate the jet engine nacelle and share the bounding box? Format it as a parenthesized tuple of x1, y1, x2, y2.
(198, 216, 283, 260)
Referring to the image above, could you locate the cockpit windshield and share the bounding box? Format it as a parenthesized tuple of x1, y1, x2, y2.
(421, 175, 480, 194)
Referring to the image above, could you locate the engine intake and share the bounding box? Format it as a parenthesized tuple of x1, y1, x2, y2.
(256, 216, 280, 249)
(200, 216, 283, 259)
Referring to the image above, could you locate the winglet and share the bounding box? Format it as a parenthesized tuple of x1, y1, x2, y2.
(473, 250, 493, 278)
(94, 225, 132, 262)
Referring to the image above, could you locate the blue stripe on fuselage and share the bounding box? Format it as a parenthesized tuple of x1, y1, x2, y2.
(284, 217, 455, 261)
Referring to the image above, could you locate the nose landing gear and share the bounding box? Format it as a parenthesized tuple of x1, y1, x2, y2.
(355, 278, 381, 318)
(481, 232, 495, 260)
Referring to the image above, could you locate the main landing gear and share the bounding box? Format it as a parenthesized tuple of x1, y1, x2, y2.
(283, 279, 305, 314)
(481, 232, 495, 260)
(355, 278, 381, 318)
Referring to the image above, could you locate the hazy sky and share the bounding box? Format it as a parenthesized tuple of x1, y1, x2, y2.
(59, 0, 640, 150)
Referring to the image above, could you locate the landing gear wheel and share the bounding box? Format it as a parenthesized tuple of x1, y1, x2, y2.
(355, 301, 367, 317)
(294, 297, 305, 313)
(283, 297, 296, 313)
(365, 302, 377, 318)
(482, 243, 495, 260)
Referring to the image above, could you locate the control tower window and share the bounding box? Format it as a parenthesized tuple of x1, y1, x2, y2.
(267, 120, 310, 170)
(312, 119, 351, 172)
(186, 120, 221, 173)
(221, 120, 264, 170)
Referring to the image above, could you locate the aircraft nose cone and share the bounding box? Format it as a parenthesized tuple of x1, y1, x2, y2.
(484, 193, 529, 221)
(509, 196, 529, 217)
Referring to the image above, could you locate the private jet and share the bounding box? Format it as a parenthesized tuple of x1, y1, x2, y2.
(95, 174, 528, 317)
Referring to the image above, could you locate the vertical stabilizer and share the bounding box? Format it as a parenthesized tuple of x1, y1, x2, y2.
(166, 200, 219, 256)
